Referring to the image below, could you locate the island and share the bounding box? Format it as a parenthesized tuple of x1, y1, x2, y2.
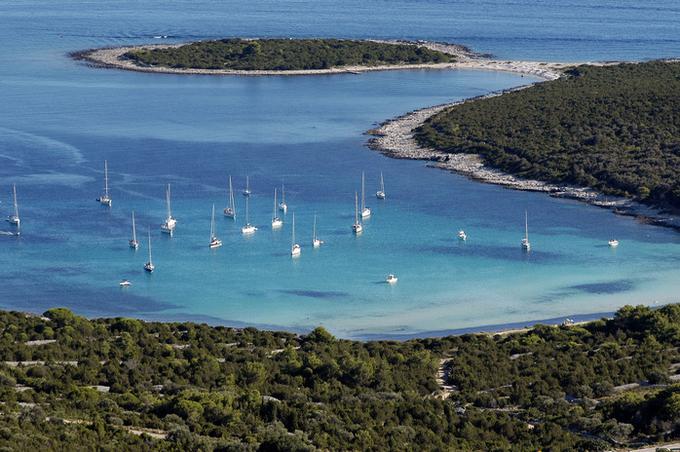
(74, 38, 567, 78)
(1, 305, 679, 450)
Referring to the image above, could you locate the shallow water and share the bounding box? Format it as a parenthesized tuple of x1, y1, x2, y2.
(1, 0, 679, 338)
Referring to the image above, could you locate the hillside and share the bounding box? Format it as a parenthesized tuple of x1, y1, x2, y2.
(1, 305, 680, 449)
(415, 61, 680, 210)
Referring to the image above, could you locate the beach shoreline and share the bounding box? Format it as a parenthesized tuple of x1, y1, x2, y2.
(71, 39, 570, 79)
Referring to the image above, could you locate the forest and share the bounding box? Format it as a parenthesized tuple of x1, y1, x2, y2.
(122, 39, 453, 71)
(415, 61, 680, 210)
(0, 304, 679, 450)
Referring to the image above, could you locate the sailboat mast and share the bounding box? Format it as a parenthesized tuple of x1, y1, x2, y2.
(166, 184, 172, 219)
(525, 210, 529, 240)
(292, 212, 295, 246)
(132, 211, 137, 242)
(273, 188, 277, 220)
(313, 214, 317, 241)
(361, 172, 366, 211)
(281, 182, 285, 203)
(380, 172, 384, 192)
(355, 192, 359, 224)
(12, 184, 18, 218)
(148, 229, 153, 264)
(245, 195, 249, 223)
(211, 204, 216, 239)
(104, 160, 109, 196)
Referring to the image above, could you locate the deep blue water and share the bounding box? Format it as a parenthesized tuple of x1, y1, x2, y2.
(1, 0, 679, 338)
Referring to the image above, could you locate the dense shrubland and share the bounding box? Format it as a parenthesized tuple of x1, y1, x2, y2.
(415, 61, 680, 209)
(123, 39, 453, 71)
(0, 304, 679, 450)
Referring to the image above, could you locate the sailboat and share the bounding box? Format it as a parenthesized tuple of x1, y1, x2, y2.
(160, 184, 177, 235)
(272, 188, 283, 229)
(97, 160, 112, 206)
(290, 212, 301, 257)
(312, 214, 324, 248)
(279, 182, 288, 213)
(242, 176, 252, 197)
(458, 230, 467, 241)
(224, 175, 236, 219)
(209, 204, 223, 248)
(608, 239, 619, 247)
(521, 210, 531, 251)
(241, 194, 257, 234)
(7, 184, 20, 227)
(361, 171, 371, 218)
(129, 211, 139, 249)
(376, 172, 386, 199)
(352, 192, 363, 235)
(144, 228, 155, 272)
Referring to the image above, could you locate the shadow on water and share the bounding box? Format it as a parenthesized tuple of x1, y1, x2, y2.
(278, 289, 349, 299)
(423, 244, 563, 263)
(533, 278, 642, 304)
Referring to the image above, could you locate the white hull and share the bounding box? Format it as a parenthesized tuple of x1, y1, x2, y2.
(272, 218, 283, 229)
(209, 238, 223, 248)
(361, 208, 371, 219)
(7, 216, 20, 226)
(241, 224, 257, 235)
(223, 208, 235, 218)
(352, 223, 363, 234)
(161, 217, 176, 234)
(608, 240, 619, 247)
(119, 280, 132, 287)
(129, 240, 139, 249)
(386, 275, 398, 284)
(521, 239, 531, 251)
(98, 196, 112, 207)
(242, 190, 251, 197)
(313, 239, 323, 248)
(458, 230, 467, 241)
(144, 263, 155, 272)
(279, 202, 287, 213)
(291, 244, 301, 257)
(376, 191, 385, 200)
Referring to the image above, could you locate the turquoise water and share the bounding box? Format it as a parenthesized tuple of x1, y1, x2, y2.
(1, 0, 679, 338)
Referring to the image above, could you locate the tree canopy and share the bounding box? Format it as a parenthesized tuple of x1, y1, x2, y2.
(122, 38, 454, 71)
(415, 61, 680, 209)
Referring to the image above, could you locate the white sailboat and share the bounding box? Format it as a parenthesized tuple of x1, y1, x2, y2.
(376, 171, 386, 199)
(385, 274, 398, 284)
(243, 175, 252, 197)
(352, 192, 363, 235)
(272, 188, 283, 229)
(160, 184, 177, 235)
(521, 210, 531, 251)
(241, 194, 257, 235)
(279, 182, 288, 213)
(97, 160, 112, 207)
(361, 171, 371, 218)
(7, 184, 20, 227)
(129, 211, 139, 249)
(608, 239, 619, 247)
(458, 230, 467, 241)
(224, 175, 236, 219)
(144, 228, 155, 272)
(290, 212, 301, 257)
(312, 214, 324, 248)
(209, 204, 223, 248)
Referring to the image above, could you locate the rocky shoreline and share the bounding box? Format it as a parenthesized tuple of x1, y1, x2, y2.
(366, 89, 680, 232)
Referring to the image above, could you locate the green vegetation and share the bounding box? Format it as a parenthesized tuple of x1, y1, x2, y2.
(1, 304, 679, 450)
(122, 38, 453, 71)
(415, 61, 680, 209)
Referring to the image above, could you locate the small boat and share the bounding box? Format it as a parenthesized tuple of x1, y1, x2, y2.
(241, 194, 257, 235)
(290, 212, 301, 257)
(96, 160, 112, 207)
(7, 184, 20, 227)
(279, 182, 288, 213)
(272, 188, 283, 229)
(376, 171, 386, 200)
(224, 175, 236, 219)
(352, 192, 363, 235)
(129, 211, 139, 249)
(242, 175, 252, 197)
(458, 230, 467, 241)
(361, 171, 371, 218)
(312, 214, 324, 248)
(119, 279, 132, 287)
(521, 210, 531, 251)
(209, 204, 223, 248)
(386, 274, 398, 284)
(144, 228, 155, 272)
(160, 184, 177, 235)
(608, 239, 619, 248)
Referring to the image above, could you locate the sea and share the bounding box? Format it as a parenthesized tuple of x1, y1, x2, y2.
(1, 0, 679, 338)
